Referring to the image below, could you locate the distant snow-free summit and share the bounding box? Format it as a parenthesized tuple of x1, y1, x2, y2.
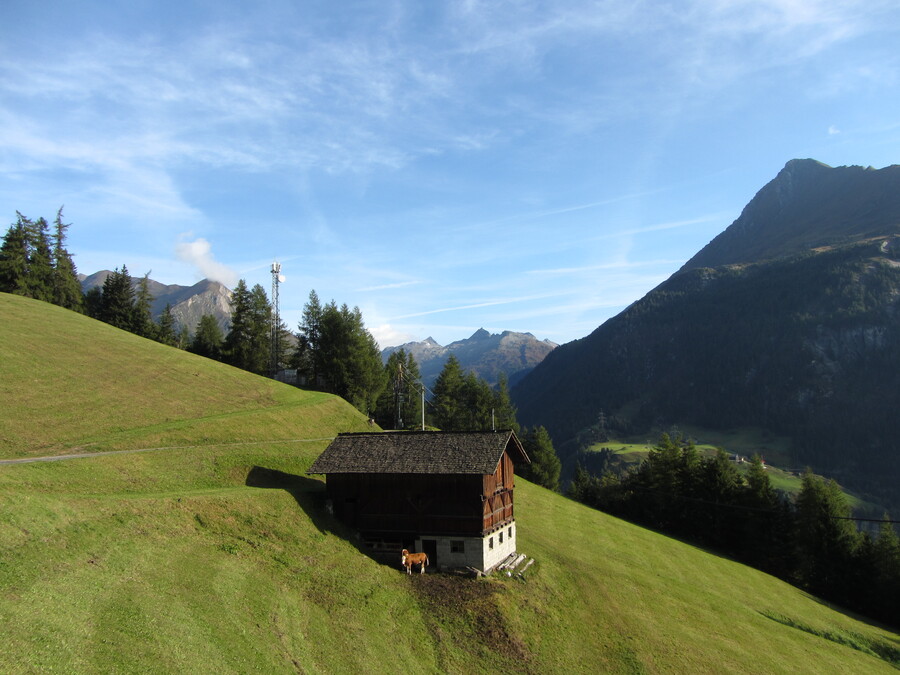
(80, 272, 233, 334)
(383, 329, 557, 388)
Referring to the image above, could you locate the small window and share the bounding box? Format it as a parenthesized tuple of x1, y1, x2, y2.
(499, 531, 504, 544)
(451, 540, 465, 554)
(508, 526, 513, 538)
(489, 537, 494, 550)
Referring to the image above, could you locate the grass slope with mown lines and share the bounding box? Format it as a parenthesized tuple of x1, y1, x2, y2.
(0, 293, 369, 458)
(1, 293, 898, 673)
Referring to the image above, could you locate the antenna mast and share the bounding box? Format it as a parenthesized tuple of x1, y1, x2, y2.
(270, 261, 282, 377)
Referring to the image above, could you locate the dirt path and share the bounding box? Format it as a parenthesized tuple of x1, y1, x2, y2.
(0, 437, 335, 465)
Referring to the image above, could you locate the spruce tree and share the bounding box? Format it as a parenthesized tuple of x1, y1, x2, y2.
(84, 286, 103, 320)
(156, 304, 177, 346)
(0, 219, 29, 295)
(50, 207, 83, 311)
(223, 280, 253, 370)
(519, 426, 561, 491)
(493, 373, 519, 433)
(247, 283, 273, 375)
(222, 281, 271, 375)
(24, 216, 54, 302)
(430, 355, 466, 430)
(317, 302, 384, 414)
(294, 289, 323, 385)
(132, 272, 156, 339)
(375, 349, 424, 429)
(100, 266, 135, 331)
(794, 470, 859, 602)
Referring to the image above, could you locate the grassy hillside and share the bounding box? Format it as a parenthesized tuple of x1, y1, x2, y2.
(2, 294, 898, 673)
(0, 293, 368, 458)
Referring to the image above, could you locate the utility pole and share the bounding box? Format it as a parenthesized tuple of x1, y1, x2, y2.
(394, 362, 404, 430)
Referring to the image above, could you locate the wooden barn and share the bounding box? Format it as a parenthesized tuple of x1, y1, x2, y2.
(307, 430, 530, 573)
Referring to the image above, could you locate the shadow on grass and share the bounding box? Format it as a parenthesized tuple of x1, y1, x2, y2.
(245, 465, 378, 562)
(760, 610, 900, 667)
(245, 466, 338, 535)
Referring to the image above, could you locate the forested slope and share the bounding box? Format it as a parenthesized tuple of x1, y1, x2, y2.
(513, 161, 900, 509)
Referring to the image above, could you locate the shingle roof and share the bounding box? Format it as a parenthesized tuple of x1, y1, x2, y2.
(307, 430, 529, 475)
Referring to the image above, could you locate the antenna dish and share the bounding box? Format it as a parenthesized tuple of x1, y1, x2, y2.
(278, 274, 286, 283)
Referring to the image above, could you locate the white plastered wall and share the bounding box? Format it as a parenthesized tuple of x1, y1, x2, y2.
(416, 521, 517, 573)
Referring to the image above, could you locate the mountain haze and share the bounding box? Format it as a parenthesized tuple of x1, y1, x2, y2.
(383, 328, 557, 388)
(513, 160, 900, 508)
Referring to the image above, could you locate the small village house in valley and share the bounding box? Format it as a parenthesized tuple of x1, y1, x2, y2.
(307, 430, 530, 573)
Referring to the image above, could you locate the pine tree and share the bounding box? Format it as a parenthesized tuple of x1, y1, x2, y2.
(375, 349, 423, 429)
(794, 470, 859, 601)
(223, 280, 271, 373)
(294, 289, 323, 385)
(0, 219, 29, 295)
(247, 283, 273, 375)
(430, 355, 466, 430)
(492, 372, 519, 433)
(519, 426, 561, 491)
(50, 207, 83, 311)
(84, 286, 103, 320)
(132, 272, 156, 339)
(317, 302, 384, 414)
(23, 216, 54, 302)
(156, 304, 177, 346)
(100, 266, 135, 331)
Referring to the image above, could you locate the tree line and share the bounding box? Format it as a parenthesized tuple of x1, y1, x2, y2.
(2, 212, 562, 489)
(569, 433, 900, 627)
(0, 209, 82, 311)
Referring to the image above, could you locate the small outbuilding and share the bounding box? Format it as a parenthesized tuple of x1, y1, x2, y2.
(307, 430, 530, 573)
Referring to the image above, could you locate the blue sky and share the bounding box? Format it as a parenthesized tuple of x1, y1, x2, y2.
(3, 1, 900, 347)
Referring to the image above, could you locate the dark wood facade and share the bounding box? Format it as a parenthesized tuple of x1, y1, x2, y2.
(308, 431, 528, 540)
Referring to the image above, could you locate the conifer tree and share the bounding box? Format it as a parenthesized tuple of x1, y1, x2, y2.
(375, 349, 423, 429)
(430, 355, 466, 429)
(794, 470, 859, 601)
(84, 286, 103, 319)
(156, 304, 177, 346)
(294, 289, 323, 385)
(223, 281, 271, 374)
(188, 314, 224, 361)
(0, 218, 29, 295)
(519, 426, 561, 491)
(50, 208, 83, 311)
(100, 266, 135, 331)
(247, 283, 273, 375)
(132, 272, 156, 339)
(23, 216, 54, 302)
(316, 301, 384, 414)
(492, 373, 519, 433)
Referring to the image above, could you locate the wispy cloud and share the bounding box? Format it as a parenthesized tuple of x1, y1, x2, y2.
(175, 237, 239, 287)
(391, 293, 558, 320)
(527, 259, 683, 277)
(356, 280, 422, 292)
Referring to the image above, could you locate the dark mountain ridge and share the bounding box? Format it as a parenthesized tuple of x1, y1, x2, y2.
(681, 159, 900, 271)
(512, 159, 900, 508)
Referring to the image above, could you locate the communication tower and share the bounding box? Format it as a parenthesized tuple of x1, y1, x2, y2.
(270, 261, 284, 376)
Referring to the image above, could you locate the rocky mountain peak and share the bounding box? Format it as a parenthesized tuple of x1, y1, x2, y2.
(680, 159, 900, 273)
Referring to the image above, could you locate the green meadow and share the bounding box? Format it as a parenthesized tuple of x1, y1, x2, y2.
(583, 430, 877, 511)
(1, 293, 897, 673)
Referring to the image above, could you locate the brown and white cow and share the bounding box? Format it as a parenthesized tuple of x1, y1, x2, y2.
(400, 548, 428, 574)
